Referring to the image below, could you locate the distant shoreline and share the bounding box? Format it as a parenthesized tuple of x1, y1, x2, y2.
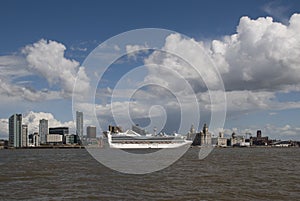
(1, 145, 299, 150)
(0, 145, 85, 149)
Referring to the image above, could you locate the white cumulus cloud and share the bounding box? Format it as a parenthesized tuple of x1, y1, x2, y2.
(142, 13, 300, 116)
(210, 14, 300, 92)
(22, 39, 90, 97)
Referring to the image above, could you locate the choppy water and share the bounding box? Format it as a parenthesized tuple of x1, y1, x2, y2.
(0, 147, 299, 200)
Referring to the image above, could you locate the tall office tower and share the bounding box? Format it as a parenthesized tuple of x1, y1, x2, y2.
(76, 111, 83, 140)
(87, 126, 96, 139)
(39, 119, 48, 144)
(22, 125, 28, 147)
(9, 114, 22, 148)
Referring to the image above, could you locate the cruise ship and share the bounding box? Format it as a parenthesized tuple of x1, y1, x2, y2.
(104, 125, 192, 149)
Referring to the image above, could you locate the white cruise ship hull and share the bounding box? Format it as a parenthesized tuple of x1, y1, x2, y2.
(109, 141, 192, 149)
(106, 130, 192, 149)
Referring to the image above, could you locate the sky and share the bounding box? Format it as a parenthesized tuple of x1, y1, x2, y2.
(1, 0, 300, 140)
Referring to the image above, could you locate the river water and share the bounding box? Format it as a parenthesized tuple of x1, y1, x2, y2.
(0, 147, 299, 200)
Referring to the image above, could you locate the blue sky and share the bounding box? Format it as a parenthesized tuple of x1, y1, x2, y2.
(1, 0, 296, 55)
(1, 0, 300, 140)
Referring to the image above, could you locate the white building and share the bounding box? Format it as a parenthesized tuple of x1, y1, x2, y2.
(217, 132, 227, 147)
(230, 132, 247, 146)
(47, 134, 63, 144)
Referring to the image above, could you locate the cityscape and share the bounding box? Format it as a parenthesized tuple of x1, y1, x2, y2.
(189, 124, 300, 148)
(1, 111, 299, 149)
(0, 111, 94, 149)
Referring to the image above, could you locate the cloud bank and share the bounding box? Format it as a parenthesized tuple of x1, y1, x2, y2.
(143, 13, 300, 116)
(0, 39, 90, 103)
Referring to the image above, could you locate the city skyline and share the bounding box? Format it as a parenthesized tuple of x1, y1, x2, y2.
(0, 1, 300, 141)
(4, 111, 93, 138)
(5, 112, 297, 149)
(2, 111, 297, 144)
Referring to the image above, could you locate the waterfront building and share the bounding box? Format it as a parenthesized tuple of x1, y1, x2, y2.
(33, 132, 39, 146)
(22, 125, 28, 147)
(76, 111, 83, 140)
(250, 130, 269, 146)
(230, 132, 246, 146)
(190, 124, 195, 134)
(192, 124, 212, 146)
(39, 119, 48, 144)
(28, 133, 40, 147)
(9, 114, 22, 148)
(202, 124, 212, 145)
(65, 134, 78, 144)
(49, 127, 69, 144)
(0, 139, 8, 149)
(192, 132, 200, 145)
(49, 127, 69, 136)
(217, 132, 227, 147)
(28, 134, 34, 146)
(187, 124, 196, 140)
(87, 126, 96, 139)
(46, 134, 63, 144)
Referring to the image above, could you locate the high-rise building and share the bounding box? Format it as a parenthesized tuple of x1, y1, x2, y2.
(87, 126, 96, 139)
(76, 111, 83, 140)
(22, 125, 28, 147)
(9, 114, 22, 148)
(39, 119, 48, 144)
